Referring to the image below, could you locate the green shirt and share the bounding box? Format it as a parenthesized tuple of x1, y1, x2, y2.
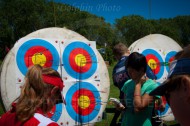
(121, 79, 158, 126)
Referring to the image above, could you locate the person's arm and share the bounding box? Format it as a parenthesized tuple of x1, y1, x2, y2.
(112, 66, 119, 88)
(116, 81, 128, 111)
(133, 83, 154, 112)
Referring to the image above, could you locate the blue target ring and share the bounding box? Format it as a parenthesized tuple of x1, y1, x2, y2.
(158, 103, 170, 116)
(51, 103, 62, 122)
(165, 51, 177, 72)
(65, 82, 101, 123)
(156, 82, 170, 116)
(142, 49, 164, 80)
(62, 41, 97, 80)
(16, 39, 59, 75)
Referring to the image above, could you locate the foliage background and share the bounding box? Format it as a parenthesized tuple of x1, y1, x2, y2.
(0, 0, 190, 62)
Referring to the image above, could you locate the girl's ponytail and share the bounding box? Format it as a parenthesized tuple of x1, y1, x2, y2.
(16, 65, 45, 122)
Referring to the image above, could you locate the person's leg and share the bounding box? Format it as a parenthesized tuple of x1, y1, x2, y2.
(110, 109, 121, 126)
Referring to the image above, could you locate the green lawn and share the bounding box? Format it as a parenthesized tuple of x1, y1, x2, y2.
(108, 62, 120, 99)
(0, 61, 119, 125)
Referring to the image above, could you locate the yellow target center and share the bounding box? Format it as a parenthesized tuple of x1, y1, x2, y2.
(78, 95, 90, 109)
(75, 54, 87, 67)
(148, 59, 157, 70)
(32, 53, 46, 66)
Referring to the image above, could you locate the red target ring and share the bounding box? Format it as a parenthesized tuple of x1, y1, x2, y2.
(65, 82, 101, 123)
(16, 39, 59, 75)
(24, 46, 53, 67)
(69, 48, 92, 73)
(72, 89, 95, 116)
(146, 54, 160, 74)
(142, 49, 164, 80)
(63, 41, 97, 80)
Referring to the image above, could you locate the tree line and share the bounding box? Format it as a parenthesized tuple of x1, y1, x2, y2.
(0, 0, 190, 64)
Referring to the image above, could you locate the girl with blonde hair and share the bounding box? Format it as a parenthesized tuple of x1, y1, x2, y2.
(0, 65, 64, 126)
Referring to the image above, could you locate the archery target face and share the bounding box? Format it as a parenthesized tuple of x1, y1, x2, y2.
(165, 51, 177, 72)
(16, 38, 60, 75)
(142, 49, 164, 80)
(65, 82, 101, 123)
(62, 41, 97, 80)
(154, 83, 170, 116)
(157, 97, 170, 117)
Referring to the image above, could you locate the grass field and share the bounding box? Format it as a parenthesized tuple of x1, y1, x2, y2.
(0, 61, 119, 125)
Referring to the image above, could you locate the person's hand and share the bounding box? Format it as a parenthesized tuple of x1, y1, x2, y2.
(140, 75, 147, 84)
(135, 74, 146, 85)
(116, 103, 125, 111)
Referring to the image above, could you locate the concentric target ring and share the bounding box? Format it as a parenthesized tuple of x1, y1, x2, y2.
(158, 99, 170, 116)
(65, 82, 101, 123)
(155, 83, 170, 116)
(165, 51, 177, 72)
(142, 49, 164, 80)
(16, 39, 59, 75)
(62, 41, 97, 80)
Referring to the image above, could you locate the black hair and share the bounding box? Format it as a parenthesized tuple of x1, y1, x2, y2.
(126, 52, 147, 72)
